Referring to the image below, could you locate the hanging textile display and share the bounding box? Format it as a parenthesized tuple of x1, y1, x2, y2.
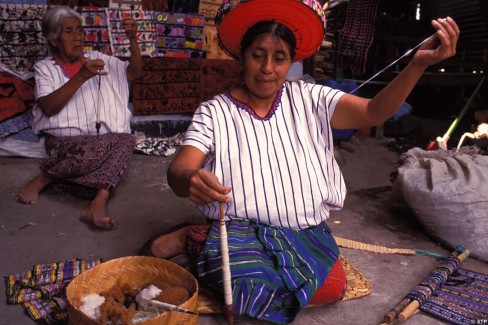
(140, 0, 168, 11)
(336, 0, 379, 74)
(132, 57, 241, 114)
(0, 4, 48, 78)
(107, 8, 156, 57)
(133, 57, 202, 115)
(199, 0, 224, 59)
(80, 7, 111, 54)
(109, 0, 141, 10)
(48, 0, 109, 5)
(198, 0, 232, 59)
(154, 12, 205, 58)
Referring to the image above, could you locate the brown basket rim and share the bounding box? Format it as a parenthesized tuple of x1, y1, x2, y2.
(66, 256, 199, 325)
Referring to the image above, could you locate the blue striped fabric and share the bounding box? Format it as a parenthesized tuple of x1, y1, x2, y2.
(197, 219, 340, 324)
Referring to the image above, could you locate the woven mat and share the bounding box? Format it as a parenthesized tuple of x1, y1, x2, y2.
(197, 254, 372, 314)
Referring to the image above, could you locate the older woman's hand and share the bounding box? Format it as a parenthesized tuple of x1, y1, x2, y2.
(77, 58, 109, 81)
(122, 17, 138, 41)
(412, 16, 460, 68)
(188, 169, 232, 204)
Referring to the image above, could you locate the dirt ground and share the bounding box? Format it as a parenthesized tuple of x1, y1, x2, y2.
(1, 133, 487, 325)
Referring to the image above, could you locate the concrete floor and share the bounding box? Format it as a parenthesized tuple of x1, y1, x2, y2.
(1, 136, 487, 325)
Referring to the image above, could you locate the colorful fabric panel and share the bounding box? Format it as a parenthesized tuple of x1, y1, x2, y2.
(420, 268, 488, 325)
(132, 57, 240, 114)
(107, 8, 156, 57)
(198, 0, 233, 59)
(109, 0, 142, 10)
(0, 71, 35, 122)
(80, 7, 111, 54)
(5, 259, 102, 323)
(0, 110, 33, 138)
(154, 12, 204, 58)
(0, 4, 48, 74)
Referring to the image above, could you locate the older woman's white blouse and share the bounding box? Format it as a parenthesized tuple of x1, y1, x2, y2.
(32, 51, 131, 137)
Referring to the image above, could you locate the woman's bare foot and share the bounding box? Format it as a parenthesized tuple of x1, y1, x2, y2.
(81, 189, 117, 230)
(150, 226, 189, 259)
(18, 175, 52, 204)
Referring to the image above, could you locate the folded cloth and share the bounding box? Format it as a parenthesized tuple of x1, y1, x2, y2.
(5, 258, 102, 324)
(0, 110, 33, 139)
(134, 133, 185, 157)
(134, 137, 177, 156)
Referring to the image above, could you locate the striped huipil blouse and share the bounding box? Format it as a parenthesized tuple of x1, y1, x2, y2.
(184, 80, 346, 230)
(32, 51, 131, 137)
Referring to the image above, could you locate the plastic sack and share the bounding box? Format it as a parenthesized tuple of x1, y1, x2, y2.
(393, 147, 488, 262)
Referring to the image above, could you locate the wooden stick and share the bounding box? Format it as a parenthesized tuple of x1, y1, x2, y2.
(397, 248, 471, 322)
(383, 299, 410, 324)
(147, 299, 198, 315)
(220, 203, 234, 325)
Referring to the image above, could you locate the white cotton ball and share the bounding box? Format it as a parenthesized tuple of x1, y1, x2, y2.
(135, 284, 162, 311)
(79, 293, 105, 320)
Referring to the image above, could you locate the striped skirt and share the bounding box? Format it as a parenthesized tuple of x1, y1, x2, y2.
(196, 219, 340, 324)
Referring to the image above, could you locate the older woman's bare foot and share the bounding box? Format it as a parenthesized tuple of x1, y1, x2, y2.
(81, 189, 117, 230)
(150, 226, 189, 259)
(18, 175, 52, 204)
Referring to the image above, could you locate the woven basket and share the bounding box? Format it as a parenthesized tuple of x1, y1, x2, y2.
(66, 256, 199, 325)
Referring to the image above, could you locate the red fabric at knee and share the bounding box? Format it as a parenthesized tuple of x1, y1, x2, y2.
(308, 258, 347, 305)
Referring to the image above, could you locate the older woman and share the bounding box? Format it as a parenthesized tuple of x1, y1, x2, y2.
(142, 0, 459, 322)
(17, 7, 142, 230)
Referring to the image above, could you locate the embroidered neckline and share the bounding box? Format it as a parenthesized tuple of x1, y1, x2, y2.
(224, 84, 284, 121)
(54, 56, 85, 79)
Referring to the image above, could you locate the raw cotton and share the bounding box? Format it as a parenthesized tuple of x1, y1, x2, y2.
(79, 293, 105, 320)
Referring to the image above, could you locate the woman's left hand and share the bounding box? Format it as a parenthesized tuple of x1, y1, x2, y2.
(412, 16, 460, 68)
(122, 17, 138, 41)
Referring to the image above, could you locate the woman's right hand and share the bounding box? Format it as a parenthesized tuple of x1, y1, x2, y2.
(188, 168, 232, 204)
(78, 59, 109, 82)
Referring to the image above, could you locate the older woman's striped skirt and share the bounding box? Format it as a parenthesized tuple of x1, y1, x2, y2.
(39, 133, 135, 199)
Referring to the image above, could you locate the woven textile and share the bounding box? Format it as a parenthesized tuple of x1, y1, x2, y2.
(132, 57, 241, 114)
(80, 7, 111, 54)
(40, 133, 135, 197)
(336, 0, 379, 74)
(107, 8, 156, 57)
(197, 219, 339, 324)
(109, 0, 142, 9)
(198, 0, 233, 59)
(0, 110, 33, 138)
(154, 12, 205, 58)
(0, 71, 35, 122)
(197, 254, 372, 314)
(420, 268, 488, 325)
(0, 4, 48, 75)
(5, 259, 102, 323)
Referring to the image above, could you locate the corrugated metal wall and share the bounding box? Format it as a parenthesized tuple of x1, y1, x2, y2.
(420, 0, 488, 62)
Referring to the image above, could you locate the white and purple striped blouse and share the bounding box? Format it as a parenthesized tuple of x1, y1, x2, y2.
(32, 51, 131, 137)
(184, 80, 346, 230)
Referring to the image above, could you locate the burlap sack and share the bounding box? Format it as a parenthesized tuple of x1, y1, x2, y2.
(394, 147, 488, 262)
